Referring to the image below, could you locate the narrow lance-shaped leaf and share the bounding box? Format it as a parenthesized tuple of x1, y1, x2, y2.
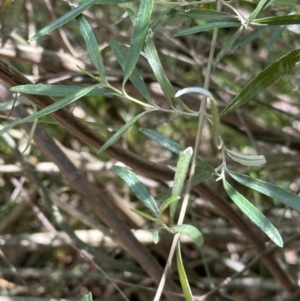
(77, 14, 106, 81)
(28, 0, 95, 42)
(210, 100, 221, 149)
(220, 47, 300, 116)
(254, 14, 300, 26)
(0, 85, 98, 136)
(131, 208, 157, 221)
(174, 22, 241, 37)
(223, 179, 283, 247)
(176, 243, 194, 301)
(97, 111, 151, 154)
(170, 147, 193, 225)
(144, 36, 176, 107)
(171, 224, 204, 247)
(213, 27, 243, 70)
(75, 0, 139, 3)
(246, 0, 271, 24)
(113, 166, 159, 217)
(10, 84, 109, 97)
(226, 149, 266, 166)
(140, 127, 215, 173)
(110, 40, 155, 106)
(226, 169, 300, 212)
(123, 0, 155, 83)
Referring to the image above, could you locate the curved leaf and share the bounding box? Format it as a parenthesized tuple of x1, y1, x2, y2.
(223, 179, 283, 247)
(176, 243, 194, 301)
(226, 149, 266, 166)
(227, 169, 300, 212)
(171, 224, 204, 247)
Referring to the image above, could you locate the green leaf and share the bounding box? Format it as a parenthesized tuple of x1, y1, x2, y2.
(234, 26, 268, 49)
(10, 84, 109, 97)
(123, 0, 155, 83)
(174, 22, 241, 37)
(152, 228, 161, 244)
(223, 179, 283, 247)
(267, 25, 286, 49)
(226, 149, 266, 166)
(74, 0, 139, 3)
(254, 14, 300, 26)
(172, 147, 193, 197)
(170, 147, 193, 224)
(77, 14, 106, 81)
(139, 128, 215, 173)
(213, 27, 243, 70)
(144, 37, 176, 106)
(81, 292, 93, 301)
(220, 48, 300, 116)
(28, 0, 95, 42)
(246, 0, 271, 24)
(171, 224, 204, 247)
(176, 243, 194, 301)
(110, 40, 155, 105)
(97, 111, 150, 154)
(0, 85, 98, 136)
(131, 208, 157, 221)
(210, 100, 221, 149)
(159, 196, 180, 217)
(226, 170, 300, 213)
(113, 166, 159, 217)
(175, 8, 236, 21)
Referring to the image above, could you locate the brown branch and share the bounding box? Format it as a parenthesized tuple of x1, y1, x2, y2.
(0, 58, 296, 295)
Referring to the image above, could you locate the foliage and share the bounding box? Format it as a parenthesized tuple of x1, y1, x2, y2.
(1, 0, 300, 300)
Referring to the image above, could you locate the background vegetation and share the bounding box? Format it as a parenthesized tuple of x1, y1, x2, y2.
(0, 0, 300, 301)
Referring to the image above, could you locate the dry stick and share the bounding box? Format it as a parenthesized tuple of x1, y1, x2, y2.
(0, 58, 295, 295)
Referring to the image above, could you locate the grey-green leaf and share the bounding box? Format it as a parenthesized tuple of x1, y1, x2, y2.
(0, 85, 98, 136)
(227, 169, 300, 212)
(10, 84, 109, 97)
(123, 0, 155, 83)
(131, 208, 157, 221)
(97, 111, 150, 154)
(144, 37, 176, 105)
(77, 14, 106, 81)
(254, 14, 300, 26)
(113, 166, 159, 217)
(139, 128, 215, 173)
(171, 224, 204, 247)
(110, 40, 155, 105)
(226, 149, 266, 166)
(223, 179, 283, 247)
(247, 0, 271, 24)
(220, 47, 300, 116)
(28, 0, 95, 42)
(174, 22, 241, 37)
